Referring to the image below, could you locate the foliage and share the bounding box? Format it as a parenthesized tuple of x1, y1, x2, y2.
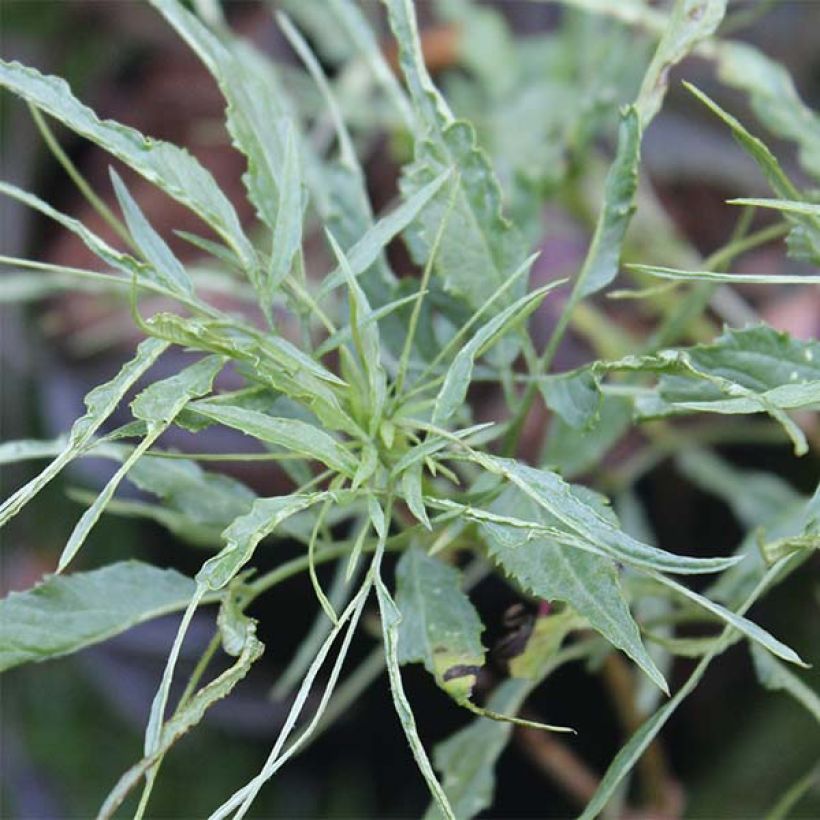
(1, 0, 818, 817)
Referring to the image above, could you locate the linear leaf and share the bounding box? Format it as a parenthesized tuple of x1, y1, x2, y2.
(150, 0, 288, 231)
(580, 556, 800, 819)
(576, 107, 640, 299)
(401, 462, 431, 530)
(198, 493, 326, 590)
(189, 402, 358, 477)
(0, 561, 195, 671)
(729, 197, 820, 219)
(316, 171, 451, 300)
(634, 0, 726, 126)
(98, 618, 263, 819)
(327, 231, 387, 428)
(395, 546, 485, 703)
(0, 59, 254, 268)
(632, 264, 820, 285)
(0, 338, 167, 528)
(58, 356, 224, 571)
(715, 41, 820, 182)
(0, 181, 144, 280)
(376, 573, 455, 820)
(266, 123, 303, 310)
(432, 284, 554, 427)
(110, 168, 193, 296)
(686, 82, 820, 263)
(751, 644, 820, 723)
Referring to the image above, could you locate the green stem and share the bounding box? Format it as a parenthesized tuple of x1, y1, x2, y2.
(28, 104, 134, 249)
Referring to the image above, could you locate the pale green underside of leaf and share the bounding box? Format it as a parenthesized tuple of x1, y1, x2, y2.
(0, 561, 196, 671)
(395, 546, 486, 703)
(377, 573, 455, 820)
(0, 59, 254, 268)
(189, 401, 357, 477)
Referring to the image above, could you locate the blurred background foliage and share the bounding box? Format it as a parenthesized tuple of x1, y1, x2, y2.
(1, 0, 819, 817)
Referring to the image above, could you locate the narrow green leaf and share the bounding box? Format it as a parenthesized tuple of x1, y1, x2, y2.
(651, 571, 805, 667)
(0, 561, 195, 671)
(58, 356, 224, 571)
(432, 284, 555, 427)
(327, 231, 387, 428)
(267, 123, 303, 307)
(0, 181, 144, 281)
(198, 493, 327, 591)
(576, 107, 641, 299)
(110, 169, 193, 296)
(0, 338, 168, 528)
(189, 402, 358, 477)
(0, 59, 254, 268)
(352, 442, 379, 491)
(395, 546, 485, 703)
(315, 292, 421, 358)
(729, 197, 820, 219)
(580, 556, 800, 819)
(376, 573, 455, 820)
(751, 644, 820, 723)
(685, 81, 820, 262)
(715, 40, 820, 182)
(316, 171, 451, 300)
(634, 0, 727, 126)
(99, 619, 263, 819)
(209, 539, 385, 820)
(401, 462, 431, 530)
(632, 264, 820, 285)
(150, 0, 289, 231)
